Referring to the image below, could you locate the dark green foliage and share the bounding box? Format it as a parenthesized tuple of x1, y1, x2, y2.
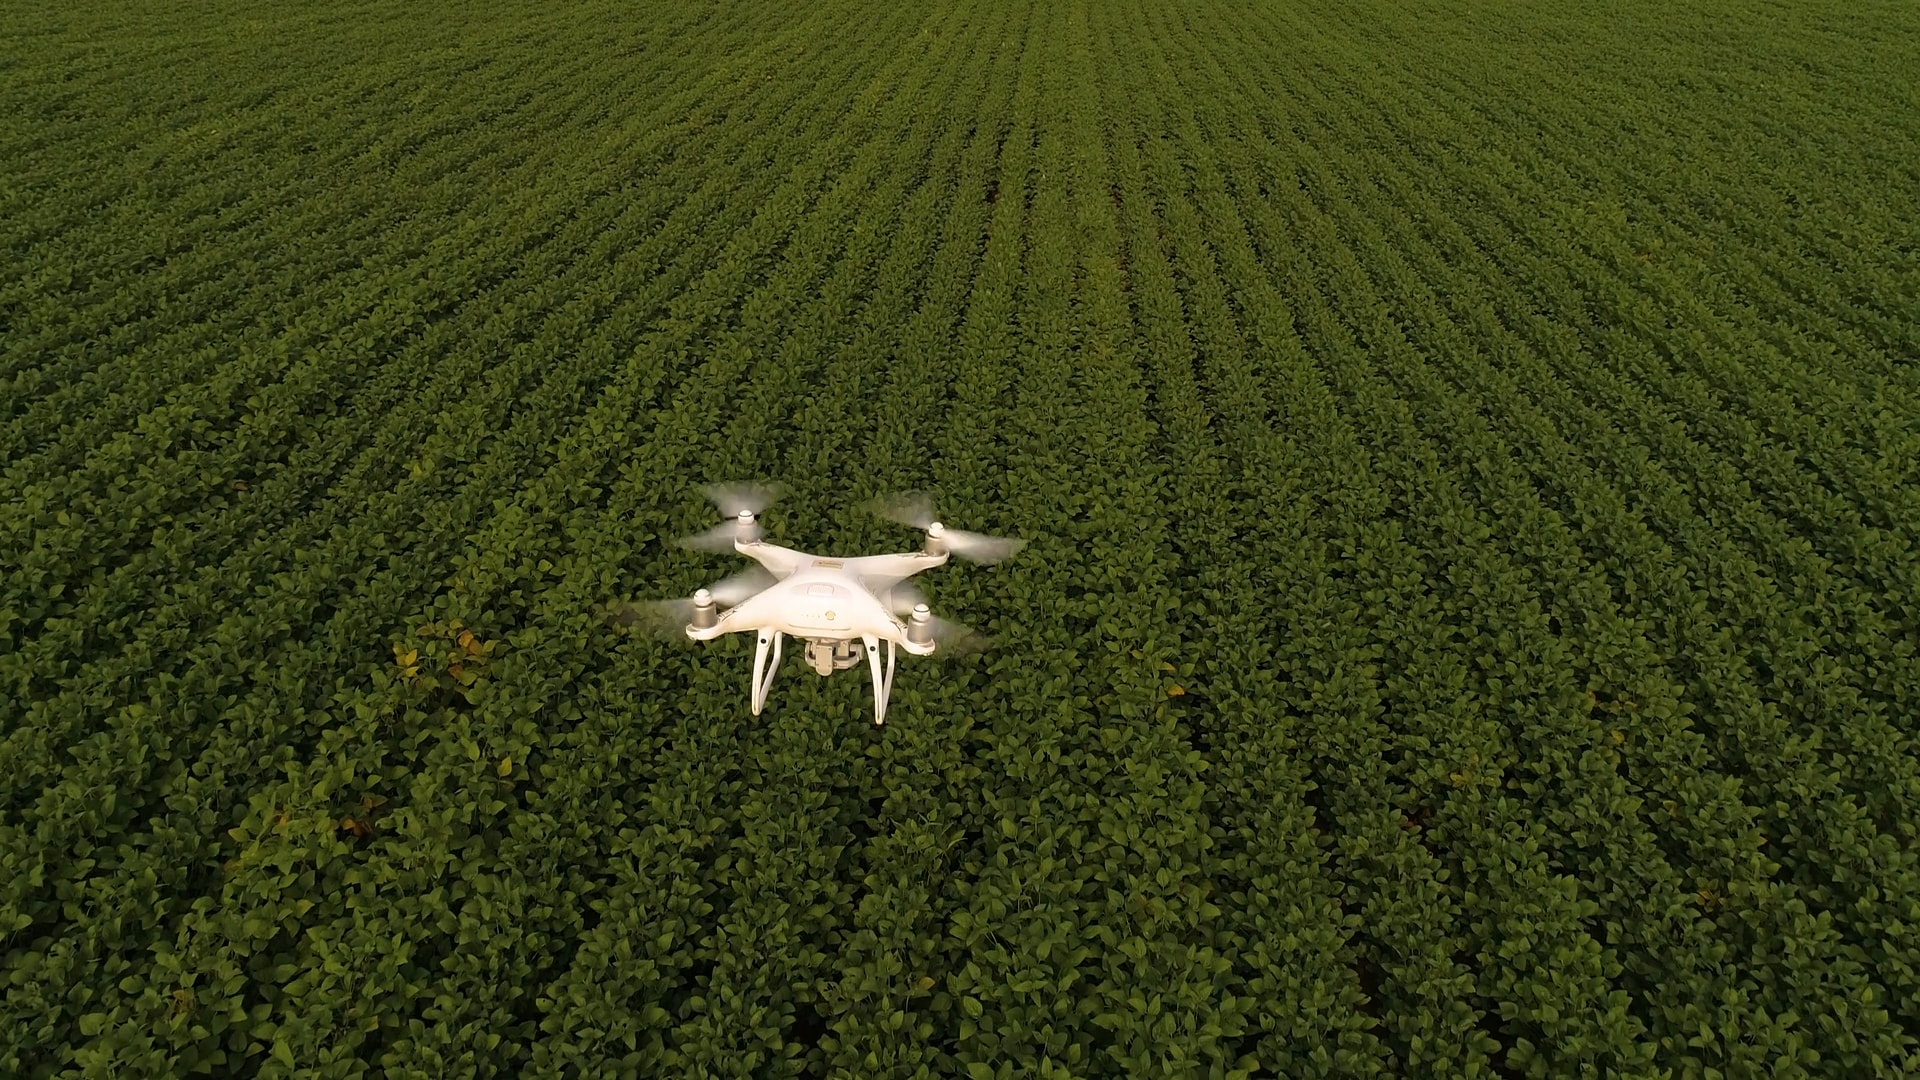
(4, 0, 1919, 1076)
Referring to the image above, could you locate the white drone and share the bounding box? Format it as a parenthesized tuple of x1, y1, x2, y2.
(619, 484, 1024, 724)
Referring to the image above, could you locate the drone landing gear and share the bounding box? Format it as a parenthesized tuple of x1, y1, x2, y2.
(750, 631, 783, 715)
(864, 635, 896, 726)
(758, 636, 895, 724)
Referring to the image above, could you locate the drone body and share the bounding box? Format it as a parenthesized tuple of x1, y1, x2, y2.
(627, 486, 1023, 724)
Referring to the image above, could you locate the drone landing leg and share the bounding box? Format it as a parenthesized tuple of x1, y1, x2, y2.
(864, 635, 894, 725)
(751, 632, 782, 715)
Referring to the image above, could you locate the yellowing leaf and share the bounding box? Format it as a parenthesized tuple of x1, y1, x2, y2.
(1166, 685, 1186, 697)
(498, 755, 513, 778)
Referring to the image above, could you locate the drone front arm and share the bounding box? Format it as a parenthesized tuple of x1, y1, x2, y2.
(687, 586, 778, 640)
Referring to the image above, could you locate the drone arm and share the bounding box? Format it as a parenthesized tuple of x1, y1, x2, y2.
(689, 582, 781, 640)
(689, 600, 756, 640)
(844, 551, 949, 592)
(735, 540, 807, 578)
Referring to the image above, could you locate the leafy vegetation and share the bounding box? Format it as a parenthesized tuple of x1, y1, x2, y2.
(4, 0, 1919, 1075)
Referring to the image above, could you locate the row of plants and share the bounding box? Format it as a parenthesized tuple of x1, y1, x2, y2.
(5, 0, 1917, 1075)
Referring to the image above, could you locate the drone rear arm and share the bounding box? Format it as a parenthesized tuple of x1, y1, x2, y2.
(842, 550, 948, 591)
(734, 540, 808, 578)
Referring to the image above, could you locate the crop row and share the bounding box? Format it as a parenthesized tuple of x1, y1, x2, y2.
(5, 0, 1917, 1076)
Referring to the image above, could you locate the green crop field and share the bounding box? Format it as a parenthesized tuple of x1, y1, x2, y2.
(5, 0, 1919, 1075)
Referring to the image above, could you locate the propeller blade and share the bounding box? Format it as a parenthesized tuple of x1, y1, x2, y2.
(865, 492, 1024, 563)
(883, 581, 991, 654)
(610, 567, 775, 636)
(702, 481, 782, 518)
(864, 491, 936, 531)
(608, 597, 695, 638)
(707, 566, 776, 607)
(677, 520, 746, 553)
(681, 483, 782, 550)
(883, 579, 927, 617)
(924, 612, 990, 655)
(941, 527, 1026, 564)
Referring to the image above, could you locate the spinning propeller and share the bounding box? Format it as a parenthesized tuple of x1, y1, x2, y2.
(865, 492, 1026, 563)
(612, 565, 775, 636)
(677, 482, 783, 553)
(883, 580, 990, 654)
